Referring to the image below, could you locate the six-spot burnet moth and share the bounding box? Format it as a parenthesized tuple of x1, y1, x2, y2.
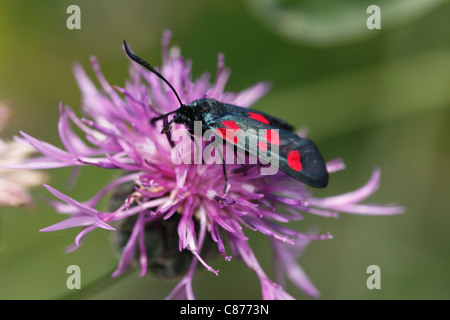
(123, 41, 329, 189)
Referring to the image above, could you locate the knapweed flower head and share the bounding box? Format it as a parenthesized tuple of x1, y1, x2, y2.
(9, 31, 403, 299)
(0, 104, 46, 207)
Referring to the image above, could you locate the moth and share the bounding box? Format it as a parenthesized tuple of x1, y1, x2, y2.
(123, 41, 328, 189)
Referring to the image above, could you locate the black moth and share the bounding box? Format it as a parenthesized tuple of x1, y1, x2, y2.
(123, 41, 328, 189)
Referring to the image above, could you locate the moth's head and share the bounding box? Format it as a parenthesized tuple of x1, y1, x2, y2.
(174, 104, 194, 125)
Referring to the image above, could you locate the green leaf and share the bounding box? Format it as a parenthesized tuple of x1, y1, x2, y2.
(246, 0, 447, 46)
(256, 49, 450, 140)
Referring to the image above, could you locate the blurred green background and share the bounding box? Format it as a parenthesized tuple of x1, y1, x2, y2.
(0, 0, 449, 300)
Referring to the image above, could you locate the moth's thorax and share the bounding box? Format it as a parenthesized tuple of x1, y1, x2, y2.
(175, 98, 224, 131)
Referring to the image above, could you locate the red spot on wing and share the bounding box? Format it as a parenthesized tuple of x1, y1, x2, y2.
(221, 120, 240, 132)
(287, 150, 303, 171)
(215, 128, 240, 144)
(248, 112, 269, 125)
(258, 141, 268, 152)
(264, 129, 280, 145)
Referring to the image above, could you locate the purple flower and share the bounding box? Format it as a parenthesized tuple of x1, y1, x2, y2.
(7, 31, 403, 299)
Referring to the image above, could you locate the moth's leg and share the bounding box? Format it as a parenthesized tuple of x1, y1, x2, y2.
(216, 146, 229, 194)
(162, 116, 175, 148)
(188, 132, 201, 164)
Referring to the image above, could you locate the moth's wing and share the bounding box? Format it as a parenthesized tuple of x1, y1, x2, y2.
(221, 104, 295, 132)
(213, 113, 329, 188)
(276, 129, 328, 188)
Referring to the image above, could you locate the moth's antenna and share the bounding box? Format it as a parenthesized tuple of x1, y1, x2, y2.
(123, 40, 184, 107)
